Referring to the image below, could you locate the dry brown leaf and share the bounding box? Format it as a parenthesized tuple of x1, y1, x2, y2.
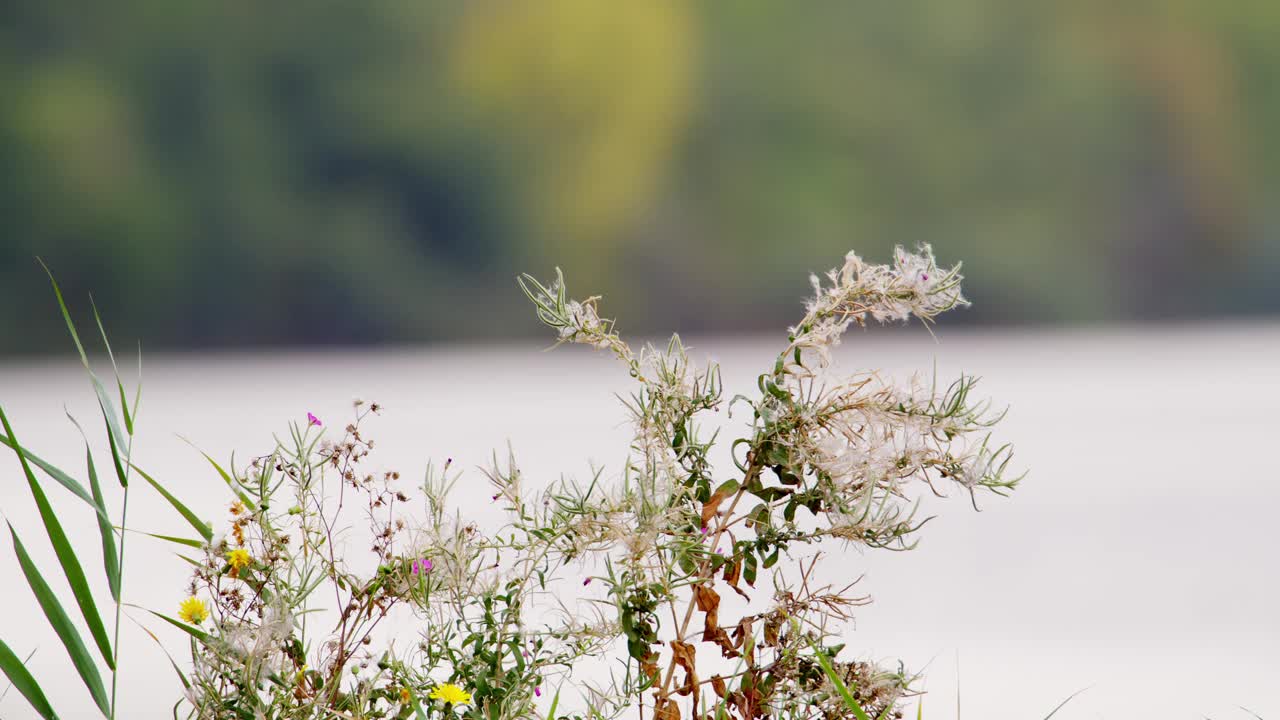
(701, 484, 736, 527)
(710, 674, 728, 699)
(654, 697, 681, 720)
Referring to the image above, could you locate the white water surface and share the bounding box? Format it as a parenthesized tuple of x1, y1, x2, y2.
(1, 324, 1277, 719)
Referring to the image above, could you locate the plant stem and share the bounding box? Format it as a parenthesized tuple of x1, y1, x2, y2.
(655, 458, 761, 702)
(109, 483, 130, 718)
(110, 424, 136, 719)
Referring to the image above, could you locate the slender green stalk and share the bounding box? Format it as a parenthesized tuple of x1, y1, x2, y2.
(109, 457, 133, 718)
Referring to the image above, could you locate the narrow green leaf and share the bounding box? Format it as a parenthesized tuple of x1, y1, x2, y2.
(130, 464, 212, 541)
(0, 411, 115, 669)
(144, 610, 210, 643)
(1042, 686, 1091, 719)
(38, 260, 128, 452)
(131, 342, 143, 437)
(808, 640, 871, 720)
(0, 638, 58, 719)
(188, 444, 256, 511)
(102, 406, 129, 488)
(127, 530, 205, 549)
(84, 445, 121, 602)
(8, 525, 110, 717)
(0, 430, 106, 521)
(545, 686, 561, 720)
(137, 625, 190, 691)
(89, 298, 133, 437)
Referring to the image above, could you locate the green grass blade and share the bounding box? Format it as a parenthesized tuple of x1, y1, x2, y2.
(0, 638, 58, 719)
(0, 429, 106, 520)
(1042, 686, 1091, 719)
(546, 687, 560, 720)
(126, 529, 205, 549)
(808, 640, 871, 720)
(102, 406, 129, 489)
(8, 525, 111, 716)
(89, 298, 133, 437)
(38, 260, 128, 452)
(188, 443, 256, 511)
(84, 445, 121, 602)
(129, 464, 212, 542)
(136, 624, 190, 691)
(143, 610, 210, 643)
(63, 411, 121, 603)
(0, 411, 115, 669)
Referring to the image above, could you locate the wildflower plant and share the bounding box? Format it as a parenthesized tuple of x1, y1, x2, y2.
(0, 245, 1020, 720)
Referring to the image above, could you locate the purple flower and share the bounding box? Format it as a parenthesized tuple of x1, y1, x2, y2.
(307, 412, 322, 427)
(700, 526, 709, 535)
(582, 577, 592, 586)
(535, 686, 542, 697)
(411, 558, 434, 575)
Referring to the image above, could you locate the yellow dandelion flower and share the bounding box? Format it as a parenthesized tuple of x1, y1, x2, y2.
(226, 548, 252, 572)
(429, 683, 472, 705)
(178, 596, 208, 624)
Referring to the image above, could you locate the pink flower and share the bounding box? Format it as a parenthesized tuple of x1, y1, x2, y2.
(535, 686, 542, 697)
(307, 412, 322, 427)
(700, 526, 709, 535)
(411, 558, 433, 575)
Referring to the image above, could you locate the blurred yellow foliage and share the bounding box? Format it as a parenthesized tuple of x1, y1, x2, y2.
(449, 0, 694, 263)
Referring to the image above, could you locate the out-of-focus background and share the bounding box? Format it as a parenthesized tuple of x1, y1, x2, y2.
(4, 1, 1280, 353)
(2, 2, 1278, 719)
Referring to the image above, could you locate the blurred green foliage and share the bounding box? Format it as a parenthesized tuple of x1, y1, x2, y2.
(2, 0, 1279, 354)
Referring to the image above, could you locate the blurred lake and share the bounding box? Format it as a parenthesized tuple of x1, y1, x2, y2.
(1, 325, 1277, 719)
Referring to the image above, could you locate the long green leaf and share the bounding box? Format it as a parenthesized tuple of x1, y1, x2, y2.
(1042, 686, 1091, 719)
(137, 624, 190, 691)
(130, 464, 212, 541)
(8, 525, 110, 717)
(38, 260, 128, 452)
(144, 610, 210, 643)
(545, 686, 561, 720)
(85, 444, 121, 602)
(102, 405, 129, 488)
(126, 529, 205, 549)
(0, 638, 58, 719)
(809, 641, 871, 720)
(90, 298, 133, 437)
(0, 430, 107, 522)
(63, 412, 122, 603)
(0, 410, 115, 669)
(187, 443, 256, 511)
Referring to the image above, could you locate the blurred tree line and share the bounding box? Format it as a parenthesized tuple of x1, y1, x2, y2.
(3, 0, 1279, 354)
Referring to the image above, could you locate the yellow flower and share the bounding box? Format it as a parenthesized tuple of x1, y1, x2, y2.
(178, 596, 208, 624)
(399, 687, 412, 704)
(226, 548, 252, 572)
(429, 683, 472, 705)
